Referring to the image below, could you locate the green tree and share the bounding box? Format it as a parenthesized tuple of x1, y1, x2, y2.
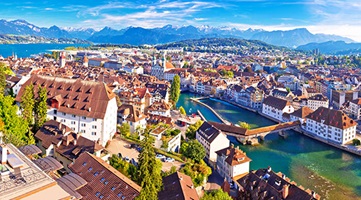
(21, 84, 35, 125)
(201, 189, 232, 200)
(137, 133, 162, 200)
(109, 154, 138, 182)
(238, 121, 251, 130)
(352, 139, 361, 146)
(170, 75, 181, 106)
(0, 63, 7, 95)
(118, 123, 131, 137)
(179, 106, 186, 115)
(182, 140, 205, 163)
(186, 120, 203, 139)
(180, 160, 211, 187)
(0, 94, 29, 146)
(34, 86, 48, 131)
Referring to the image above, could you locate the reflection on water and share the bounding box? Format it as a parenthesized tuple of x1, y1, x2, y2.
(177, 92, 361, 199)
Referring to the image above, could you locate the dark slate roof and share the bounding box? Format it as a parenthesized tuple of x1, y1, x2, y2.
(158, 172, 199, 200)
(263, 96, 291, 110)
(196, 121, 223, 143)
(236, 168, 320, 200)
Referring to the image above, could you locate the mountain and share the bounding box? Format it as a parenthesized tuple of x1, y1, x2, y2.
(0, 19, 354, 47)
(0, 34, 91, 44)
(297, 41, 361, 55)
(251, 28, 354, 48)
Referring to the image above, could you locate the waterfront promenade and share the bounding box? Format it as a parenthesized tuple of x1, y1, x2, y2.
(190, 97, 231, 125)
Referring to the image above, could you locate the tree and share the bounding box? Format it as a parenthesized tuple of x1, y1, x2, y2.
(0, 94, 29, 146)
(118, 123, 131, 137)
(170, 75, 181, 106)
(21, 84, 35, 125)
(201, 189, 232, 200)
(238, 121, 251, 130)
(0, 63, 7, 95)
(179, 106, 186, 115)
(109, 154, 138, 182)
(137, 133, 162, 200)
(353, 139, 361, 146)
(186, 120, 203, 139)
(180, 160, 211, 187)
(34, 86, 48, 131)
(181, 140, 205, 163)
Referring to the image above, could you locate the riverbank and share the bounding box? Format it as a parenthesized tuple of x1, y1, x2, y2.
(190, 97, 230, 124)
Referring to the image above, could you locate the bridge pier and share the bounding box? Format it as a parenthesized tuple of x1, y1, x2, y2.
(279, 130, 286, 138)
(259, 135, 265, 141)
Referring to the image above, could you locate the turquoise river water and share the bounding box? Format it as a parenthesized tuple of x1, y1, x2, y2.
(177, 92, 361, 200)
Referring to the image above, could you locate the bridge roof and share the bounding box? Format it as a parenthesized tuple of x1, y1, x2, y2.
(209, 121, 300, 137)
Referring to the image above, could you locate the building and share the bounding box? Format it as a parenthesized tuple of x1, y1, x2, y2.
(16, 75, 118, 146)
(349, 98, 361, 119)
(118, 104, 147, 133)
(67, 152, 141, 200)
(158, 172, 199, 200)
(35, 120, 105, 171)
(0, 143, 70, 199)
(104, 61, 122, 70)
(236, 167, 320, 200)
(331, 90, 358, 109)
(290, 106, 314, 124)
(59, 52, 66, 67)
(215, 145, 251, 182)
(150, 54, 175, 80)
(305, 107, 356, 144)
(149, 127, 181, 152)
(196, 121, 230, 163)
(262, 96, 294, 122)
(307, 94, 329, 111)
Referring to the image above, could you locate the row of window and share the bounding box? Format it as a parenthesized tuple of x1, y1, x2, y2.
(53, 110, 97, 121)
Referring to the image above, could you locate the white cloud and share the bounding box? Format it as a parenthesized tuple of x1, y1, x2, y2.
(44, 8, 53, 11)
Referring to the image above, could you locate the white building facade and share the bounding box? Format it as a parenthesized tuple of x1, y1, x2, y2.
(262, 96, 294, 122)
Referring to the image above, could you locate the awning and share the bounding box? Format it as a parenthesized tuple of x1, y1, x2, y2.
(18, 145, 42, 156)
(33, 156, 64, 172)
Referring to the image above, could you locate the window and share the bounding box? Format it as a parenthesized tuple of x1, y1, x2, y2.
(62, 113, 66, 116)
(95, 192, 100, 197)
(71, 128, 75, 131)
(92, 132, 96, 136)
(93, 118, 97, 122)
(81, 130, 85, 133)
(104, 181, 108, 185)
(81, 123, 86, 127)
(71, 121, 76, 125)
(99, 195, 104, 199)
(117, 193, 122, 197)
(61, 119, 66, 123)
(82, 162, 87, 166)
(82, 116, 86, 120)
(100, 177, 105, 182)
(53, 110, 57, 114)
(94, 172, 99, 176)
(88, 167, 93, 172)
(92, 125, 97, 129)
(111, 186, 116, 191)
(72, 114, 76, 118)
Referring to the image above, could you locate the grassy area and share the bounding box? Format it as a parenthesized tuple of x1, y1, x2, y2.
(122, 136, 184, 163)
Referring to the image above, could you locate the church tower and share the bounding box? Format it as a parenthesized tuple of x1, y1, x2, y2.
(59, 52, 66, 68)
(162, 52, 167, 71)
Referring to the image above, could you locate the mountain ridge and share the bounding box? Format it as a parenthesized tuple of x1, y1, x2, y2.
(0, 19, 354, 47)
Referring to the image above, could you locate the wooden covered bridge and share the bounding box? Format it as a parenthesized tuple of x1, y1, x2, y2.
(209, 121, 301, 145)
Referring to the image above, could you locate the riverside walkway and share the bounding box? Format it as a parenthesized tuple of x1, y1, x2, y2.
(191, 97, 231, 125)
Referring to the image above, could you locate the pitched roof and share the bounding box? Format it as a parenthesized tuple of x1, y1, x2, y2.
(196, 121, 224, 143)
(308, 94, 328, 102)
(35, 120, 103, 160)
(215, 146, 251, 166)
(236, 168, 320, 200)
(69, 152, 141, 200)
(16, 75, 116, 119)
(351, 98, 361, 105)
(291, 106, 314, 119)
(306, 107, 356, 129)
(118, 104, 146, 123)
(158, 172, 199, 200)
(263, 96, 292, 110)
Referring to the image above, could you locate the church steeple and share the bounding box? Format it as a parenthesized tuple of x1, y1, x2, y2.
(162, 52, 166, 70)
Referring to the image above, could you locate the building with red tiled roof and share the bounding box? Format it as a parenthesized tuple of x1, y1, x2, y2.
(16, 75, 118, 146)
(349, 98, 361, 119)
(68, 152, 141, 200)
(305, 107, 356, 144)
(215, 145, 251, 182)
(158, 172, 199, 200)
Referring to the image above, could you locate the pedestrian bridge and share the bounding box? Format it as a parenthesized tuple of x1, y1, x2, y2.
(209, 121, 301, 145)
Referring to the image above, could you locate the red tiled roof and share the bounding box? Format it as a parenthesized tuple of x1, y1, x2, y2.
(69, 152, 141, 200)
(158, 172, 199, 200)
(306, 107, 356, 129)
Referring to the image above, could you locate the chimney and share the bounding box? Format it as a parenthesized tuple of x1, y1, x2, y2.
(282, 184, 289, 199)
(59, 123, 62, 130)
(1, 144, 7, 164)
(311, 191, 317, 199)
(73, 139, 77, 146)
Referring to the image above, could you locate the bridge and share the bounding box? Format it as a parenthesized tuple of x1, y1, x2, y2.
(191, 98, 231, 125)
(209, 121, 301, 145)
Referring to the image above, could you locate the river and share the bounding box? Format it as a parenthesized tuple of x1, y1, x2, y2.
(0, 43, 90, 58)
(177, 92, 361, 200)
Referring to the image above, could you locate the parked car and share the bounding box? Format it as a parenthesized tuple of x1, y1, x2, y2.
(136, 147, 143, 152)
(117, 153, 122, 158)
(123, 157, 130, 162)
(129, 143, 137, 149)
(156, 154, 166, 160)
(164, 157, 175, 162)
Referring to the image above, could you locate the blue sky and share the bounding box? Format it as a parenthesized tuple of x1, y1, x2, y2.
(1, 0, 361, 41)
